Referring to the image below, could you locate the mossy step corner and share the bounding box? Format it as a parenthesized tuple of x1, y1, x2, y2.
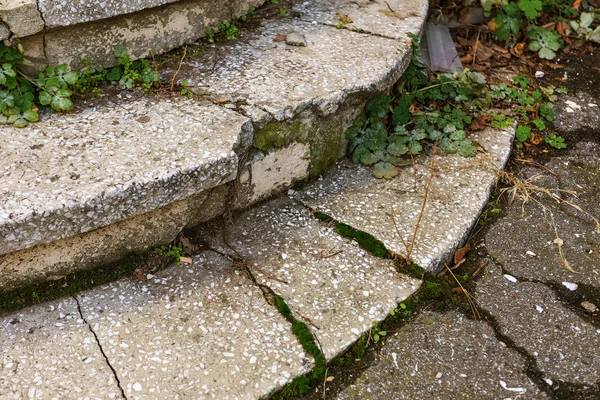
(0, 0, 428, 293)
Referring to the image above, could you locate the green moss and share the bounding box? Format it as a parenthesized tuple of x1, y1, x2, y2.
(253, 120, 304, 151)
(335, 222, 389, 258)
(272, 294, 327, 398)
(0, 255, 142, 316)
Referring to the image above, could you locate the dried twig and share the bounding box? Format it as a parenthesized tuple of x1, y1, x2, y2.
(170, 46, 187, 92)
(445, 264, 480, 319)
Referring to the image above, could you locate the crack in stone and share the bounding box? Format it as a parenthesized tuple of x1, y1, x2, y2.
(294, 17, 401, 41)
(72, 295, 127, 400)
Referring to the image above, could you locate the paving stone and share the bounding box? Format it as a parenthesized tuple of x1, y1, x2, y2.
(295, 127, 514, 272)
(77, 251, 310, 399)
(293, 0, 428, 40)
(0, 298, 120, 398)
(198, 197, 421, 361)
(485, 155, 600, 288)
(475, 262, 600, 389)
(0, 98, 251, 256)
(178, 16, 418, 121)
(336, 311, 546, 399)
(0, 0, 44, 37)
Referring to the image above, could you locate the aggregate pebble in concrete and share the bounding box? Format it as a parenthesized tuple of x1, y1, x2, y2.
(200, 197, 421, 361)
(77, 251, 310, 399)
(293, 0, 428, 40)
(0, 298, 120, 398)
(295, 127, 514, 272)
(0, 98, 251, 255)
(179, 16, 418, 121)
(475, 262, 600, 388)
(336, 311, 546, 400)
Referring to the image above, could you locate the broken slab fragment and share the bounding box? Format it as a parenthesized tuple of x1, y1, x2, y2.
(76, 251, 311, 399)
(294, 127, 514, 272)
(197, 197, 421, 361)
(0, 298, 121, 398)
(337, 310, 547, 399)
(0, 0, 44, 37)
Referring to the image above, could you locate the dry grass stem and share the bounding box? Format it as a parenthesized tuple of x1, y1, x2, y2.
(445, 264, 480, 319)
(170, 46, 187, 92)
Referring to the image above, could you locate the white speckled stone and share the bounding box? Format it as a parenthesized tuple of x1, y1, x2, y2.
(295, 127, 515, 273)
(178, 17, 419, 121)
(293, 0, 428, 40)
(200, 197, 421, 361)
(77, 251, 311, 399)
(0, 98, 251, 256)
(0, 298, 121, 398)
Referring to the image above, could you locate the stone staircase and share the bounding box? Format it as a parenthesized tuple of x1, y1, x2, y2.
(0, 0, 517, 398)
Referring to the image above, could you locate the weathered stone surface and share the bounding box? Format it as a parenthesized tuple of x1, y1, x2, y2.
(0, 298, 121, 398)
(0, 185, 228, 293)
(198, 197, 421, 361)
(0, 0, 44, 37)
(0, 21, 10, 41)
(37, 0, 266, 29)
(476, 262, 600, 389)
(40, 0, 265, 70)
(77, 251, 311, 399)
(0, 98, 250, 256)
(293, 0, 428, 40)
(295, 127, 514, 272)
(180, 17, 417, 121)
(336, 311, 546, 400)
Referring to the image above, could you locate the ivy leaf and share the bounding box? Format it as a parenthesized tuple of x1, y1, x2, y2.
(50, 95, 72, 111)
(410, 128, 427, 141)
(450, 129, 466, 141)
(352, 144, 370, 164)
(345, 113, 367, 139)
(387, 142, 409, 156)
(540, 103, 555, 121)
(38, 91, 52, 106)
(63, 71, 79, 85)
(515, 125, 531, 142)
(22, 109, 39, 122)
(457, 140, 477, 157)
(392, 95, 413, 125)
(365, 94, 392, 119)
(372, 161, 399, 179)
(360, 150, 384, 165)
(519, 0, 542, 19)
(408, 140, 423, 155)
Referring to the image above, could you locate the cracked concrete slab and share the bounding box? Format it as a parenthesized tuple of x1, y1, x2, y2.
(475, 262, 600, 390)
(0, 98, 251, 256)
(295, 127, 513, 272)
(0, 297, 121, 398)
(336, 310, 546, 399)
(76, 251, 310, 399)
(177, 16, 417, 121)
(293, 0, 428, 40)
(197, 197, 421, 361)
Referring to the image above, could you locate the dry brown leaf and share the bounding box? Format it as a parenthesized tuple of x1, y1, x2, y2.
(546, 63, 565, 69)
(572, 0, 582, 10)
(180, 256, 193, 264)
(488, 20, 499, 32)
(470, 114, 492, 131)
(494, 44, 509, 54)
(556, 21, 571, 36)
(530, 132, 543, 145)
(134, 268, 148, 282)
(274, 34, 286, 42)
(454, 243, 471, 265)
(475, 41, 494, 62)
(177, 233, 194, 253)
(212, 98, 228, 104)
(460, 54, 474, 64)
(510, 43, 526, 58)
(337, 10, 353, 24)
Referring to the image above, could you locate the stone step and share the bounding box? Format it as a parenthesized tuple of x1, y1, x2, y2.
(0, 0, 428, 292)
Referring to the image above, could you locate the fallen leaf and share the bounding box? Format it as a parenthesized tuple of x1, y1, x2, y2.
(572, 0, 582, 10)
(454, 243, 471, 265)
(475, 41, 494, 62)
(556, 21, 571, 36)
(530, 132, 543, 145)
(326, 376, 335, 382)
(177, 233, 195, 253)
(180, 256, 193, 264)
(510, 43, 526, 58)
(337, 10, 353, 24)
(212, 97, 228, 104)
(470, 114, 491, 131)
(546, 63, 565, 69)
(582, 301, 598, 312)
(274, 34, 287, 42)
(493, 44, 509, 54)
(488, 20, 499, 32)
(460, 54, 474, 64)
(134, 268, 148, 282)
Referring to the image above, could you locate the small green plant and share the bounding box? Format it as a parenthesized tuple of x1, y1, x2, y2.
(370, 321, 387, 343)
(389, 302, 408, 317)
(0, 43, 79, 127)
(155, 245, 183, 265)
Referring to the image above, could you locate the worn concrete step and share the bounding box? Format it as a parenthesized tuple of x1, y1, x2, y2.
(0, 0, 428, 293)
(294, 126, 514, 273)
